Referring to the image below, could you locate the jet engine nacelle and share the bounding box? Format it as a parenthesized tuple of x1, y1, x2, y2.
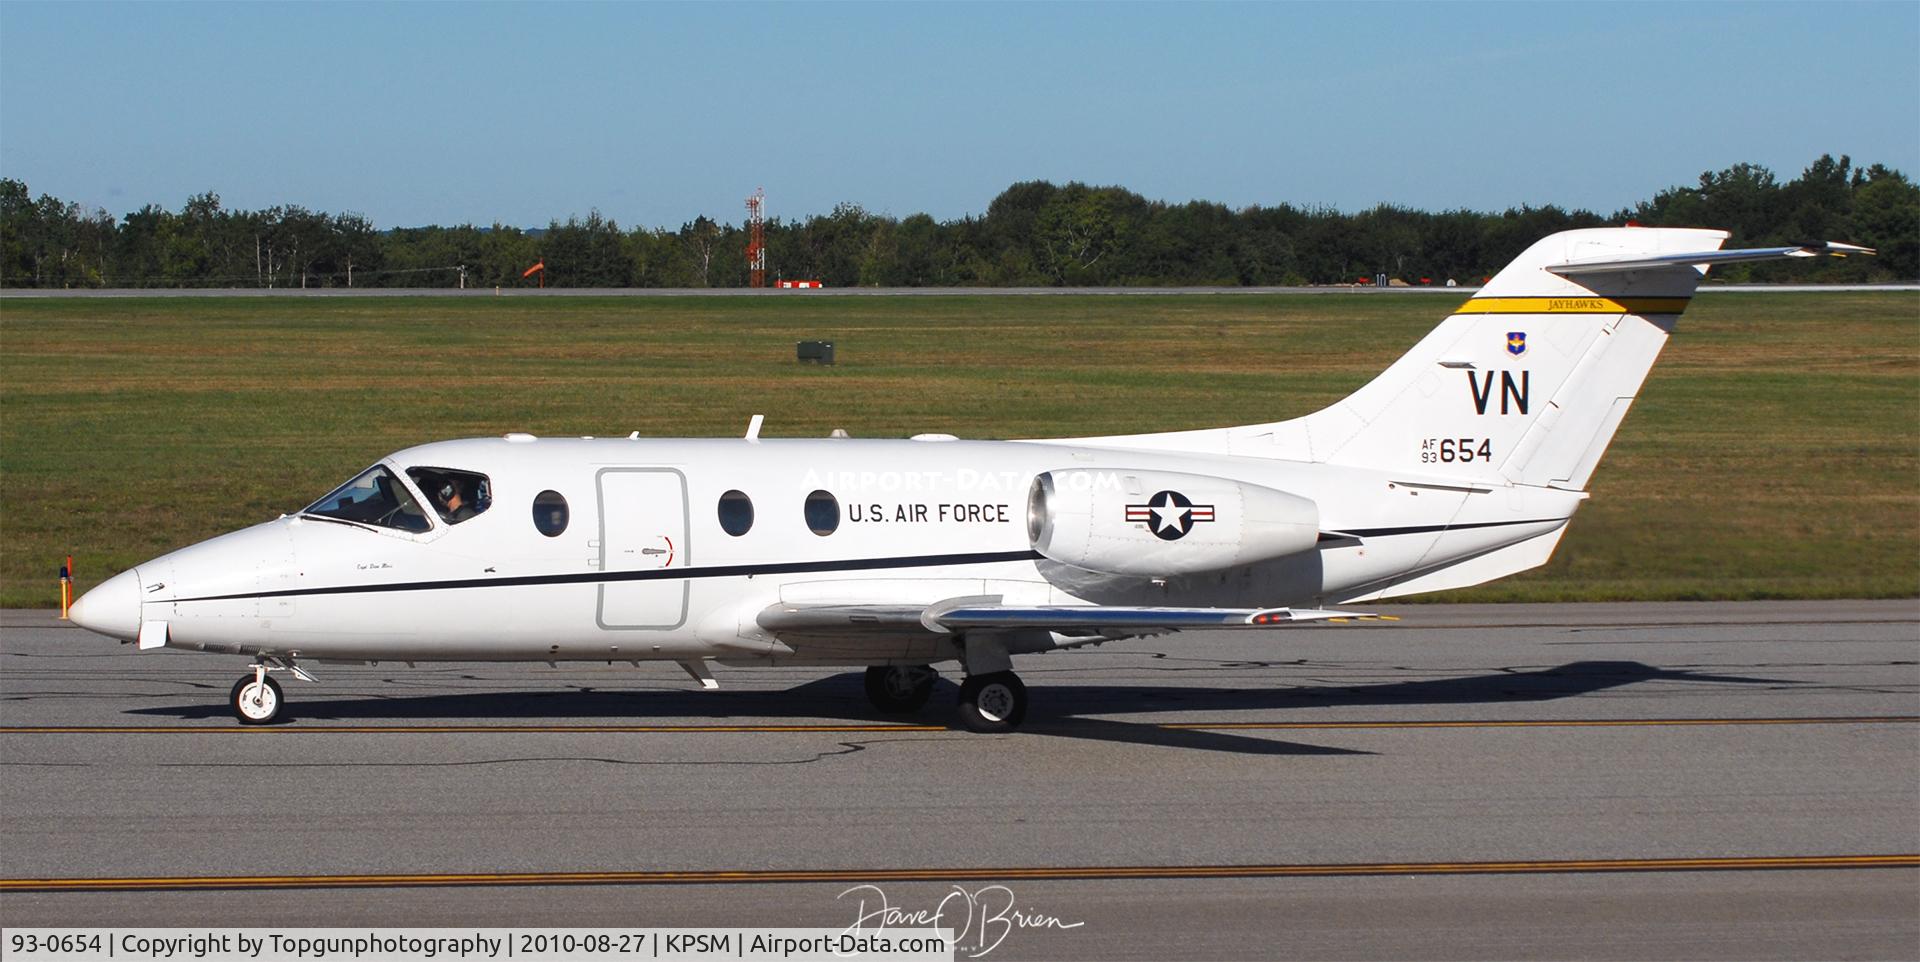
(1027, 468, 1320, 577)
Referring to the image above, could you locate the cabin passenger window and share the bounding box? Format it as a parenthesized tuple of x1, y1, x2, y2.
(804, 490, 839, 536)
(302, 464, 432, 533)
(718, 490, 754, 536)
(407, 467, 492, 525)
(533, 490, 569, 537)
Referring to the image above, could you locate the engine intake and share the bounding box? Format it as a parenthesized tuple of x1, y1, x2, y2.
(1027, 468, 1320, 577)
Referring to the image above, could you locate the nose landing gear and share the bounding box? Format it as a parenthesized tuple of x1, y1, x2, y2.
(230, 668, 283, 724)
(228, 656, 315, 725)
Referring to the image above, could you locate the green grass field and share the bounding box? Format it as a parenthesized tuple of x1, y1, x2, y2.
(1, 291, 1914, 607)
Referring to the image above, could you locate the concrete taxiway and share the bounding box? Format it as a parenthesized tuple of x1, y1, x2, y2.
(2, 600, 1915, 959)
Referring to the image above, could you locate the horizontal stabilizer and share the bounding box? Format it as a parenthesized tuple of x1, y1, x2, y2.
(1545, 241, 1873, 276)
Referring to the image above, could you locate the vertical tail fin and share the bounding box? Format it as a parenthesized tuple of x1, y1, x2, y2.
(1237, 229, 1868, 489)
(1291, 227, 1729, 489)
(1055, 228, 1869, 493)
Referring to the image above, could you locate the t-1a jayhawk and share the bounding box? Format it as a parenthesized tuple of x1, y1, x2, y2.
(69, 228, 1870, 729)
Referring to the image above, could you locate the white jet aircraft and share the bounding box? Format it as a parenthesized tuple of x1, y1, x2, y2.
(68, 227, 1870, 730)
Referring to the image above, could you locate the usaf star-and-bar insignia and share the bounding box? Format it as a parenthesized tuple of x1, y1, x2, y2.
(1125, 490, 1216, 541)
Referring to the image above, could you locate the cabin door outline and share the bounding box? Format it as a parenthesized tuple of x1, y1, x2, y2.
(594, 467, 691, 630)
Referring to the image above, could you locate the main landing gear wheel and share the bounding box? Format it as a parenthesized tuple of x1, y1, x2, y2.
(864, 665, 937, 714)
(230, 674, 284, 725)
(957, 671, 1027, 733)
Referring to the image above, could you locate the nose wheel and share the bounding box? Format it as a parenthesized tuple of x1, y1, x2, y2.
(957, 671, 1027, 733)
(864, 665, 937, 714)
(230, 670, 284, 725)
(227, 657, 313, 724)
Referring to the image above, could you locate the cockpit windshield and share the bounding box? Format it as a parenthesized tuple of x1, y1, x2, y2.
(302, 465, 433, 533)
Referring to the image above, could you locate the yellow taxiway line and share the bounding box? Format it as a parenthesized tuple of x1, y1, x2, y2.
(4, 855, 1913, 893)
(0, 716, 1912, 735)
(1159, 716, 1920, 731)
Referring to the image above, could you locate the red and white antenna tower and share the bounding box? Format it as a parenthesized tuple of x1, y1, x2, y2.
(745, 187, 766, 288)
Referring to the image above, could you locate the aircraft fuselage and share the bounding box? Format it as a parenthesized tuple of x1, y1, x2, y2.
(84, 435, 1577, 665)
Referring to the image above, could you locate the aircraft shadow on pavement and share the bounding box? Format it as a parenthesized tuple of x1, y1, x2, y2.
(124, 660, 1788, 756)
(1031, 659, 1792, 715)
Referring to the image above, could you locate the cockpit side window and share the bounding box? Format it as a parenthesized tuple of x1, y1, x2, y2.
(407, 467, 492, 526)
(303, 465, 433, 533)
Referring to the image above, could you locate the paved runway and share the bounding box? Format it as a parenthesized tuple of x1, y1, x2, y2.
(3, 601, 1916, 959)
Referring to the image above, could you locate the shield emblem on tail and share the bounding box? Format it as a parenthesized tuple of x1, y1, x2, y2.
(1506, 332, 1527, 356)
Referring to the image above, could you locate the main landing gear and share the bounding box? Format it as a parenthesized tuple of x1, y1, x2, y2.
(953, 634, 1028, 733)
(861, 663, 1030, 732)
(229, 656, 315, 725)
(864, 665, 937, 713)
(956, 671, 1027, 733)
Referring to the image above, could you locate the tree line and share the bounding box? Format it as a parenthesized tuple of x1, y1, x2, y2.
(2, 154, 1913, 289)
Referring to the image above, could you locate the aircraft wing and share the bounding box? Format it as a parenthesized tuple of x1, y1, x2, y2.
(757, 596, 1388, 637)
(1544, 241, 1873, 276)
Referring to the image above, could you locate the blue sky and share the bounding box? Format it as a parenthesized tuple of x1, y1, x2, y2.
(2, 1, 1916, 230)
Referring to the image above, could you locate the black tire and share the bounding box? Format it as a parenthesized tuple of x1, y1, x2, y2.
(864, 665, 936, 713)
(957, 671, 1027, 733)
(230, 675, 284, 725)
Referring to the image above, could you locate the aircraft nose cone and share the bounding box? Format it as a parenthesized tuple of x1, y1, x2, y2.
(69, 567, 142, 641)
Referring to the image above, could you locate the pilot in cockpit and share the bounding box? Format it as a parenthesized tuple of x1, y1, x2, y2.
(404, 466, 489, 526)
(436, 479, 477, 524)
